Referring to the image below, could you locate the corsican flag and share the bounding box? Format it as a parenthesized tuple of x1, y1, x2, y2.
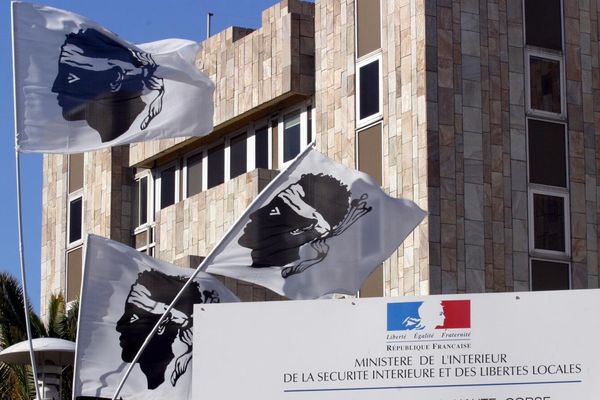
(12, 2, 214, 153)
(74, 234, 238, 400)
(203, 147, 427, 299)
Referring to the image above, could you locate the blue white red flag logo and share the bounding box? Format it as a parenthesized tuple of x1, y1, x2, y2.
(387, 300, 471, 331)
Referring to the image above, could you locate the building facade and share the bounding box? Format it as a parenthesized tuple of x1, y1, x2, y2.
(40, 0, 600, 316)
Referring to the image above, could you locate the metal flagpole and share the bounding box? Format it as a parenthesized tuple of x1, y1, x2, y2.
(111, 143, 315, 400)
(11, 3, 42, 399)
(14, 151, 43, 400)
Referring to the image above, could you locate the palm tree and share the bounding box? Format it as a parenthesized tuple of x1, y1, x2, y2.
(0, 272, 78, 400)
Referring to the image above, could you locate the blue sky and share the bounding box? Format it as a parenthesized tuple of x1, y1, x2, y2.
(0, 0, 286, 312)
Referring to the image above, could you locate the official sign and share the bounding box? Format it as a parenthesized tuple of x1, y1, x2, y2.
(193, 290, 600, 399)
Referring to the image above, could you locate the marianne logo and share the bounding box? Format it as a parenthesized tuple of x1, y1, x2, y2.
(387, 300, 470, 331)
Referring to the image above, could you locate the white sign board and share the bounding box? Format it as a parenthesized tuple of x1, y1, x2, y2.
(193, 290, 600, 399)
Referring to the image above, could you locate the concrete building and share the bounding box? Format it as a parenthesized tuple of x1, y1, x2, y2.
(40, 0, 600, 316)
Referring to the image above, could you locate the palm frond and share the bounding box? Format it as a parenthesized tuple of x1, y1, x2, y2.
(46, 294, 65, 338)
(61, 298, 79, 341)
(0, 272, 46, 344)
(0, 362, 33, 400)
(0, 274, 79, 400)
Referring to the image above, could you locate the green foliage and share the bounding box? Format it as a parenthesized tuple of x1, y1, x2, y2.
(0, 272, 78, 400)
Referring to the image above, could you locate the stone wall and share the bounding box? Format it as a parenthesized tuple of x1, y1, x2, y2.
(40, 148, 131, 317)
(563, 0, 600, 289)
(40, 153, 68, 316)
(41, 0, 600, 315)
(381, 0, 429, 297)
(314, 0, 429, 296)
(314, 0, 356, 165)
(425, 0, 600, 293)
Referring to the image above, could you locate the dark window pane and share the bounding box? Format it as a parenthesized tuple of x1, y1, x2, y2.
(140, 178, 148, 224)
(160, 167, 176, 209)
(271, 118, 279, 169)
(531, 259, 570, 291)
(255, 126, 269, 169)
(358, 123, 382, 185)
(307, 108, 313, 144)
(359, 60, 380, 120)
(529, 56, 561, 114)
(230, 133, 247, 179)
(69, 197, 82, 243)
(208, 144, 224, 189)
(356, 0, 381, 58)
(133, 180, 140, 227)
(187, 153, 203, 197)
(525, 0, 562, 51)
(283, 112, 301, 162)
(533, 193, 565, 252)
(68, 153, 84, 193)
(133, 178, 148, 227)
(66, 247, 83, 302)
(528, 120, 566, 187)
(134, 230, 148, 249)
(361, 265, 383, 297)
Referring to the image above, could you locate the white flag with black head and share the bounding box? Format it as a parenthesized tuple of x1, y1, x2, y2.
(12, 2, 214, 153)
(74, 235, 238, 400)
(203, 147, 427, 299)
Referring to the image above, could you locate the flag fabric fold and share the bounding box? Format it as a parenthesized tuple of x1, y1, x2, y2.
(12, 2, 214, 153)
(203, 147, 427, 299)
(74, 234, 238, 400)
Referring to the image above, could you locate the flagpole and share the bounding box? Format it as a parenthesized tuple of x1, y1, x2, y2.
(11, 5, 42, 400)
(111, 143, 315, 400)
(14, 151, 43, 400)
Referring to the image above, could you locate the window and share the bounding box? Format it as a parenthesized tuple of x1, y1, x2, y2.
(229, 133, 247, 179)
(529, 190, 569, 255)
(523, 0, 568, 290)
(356, 0, 381, 58)
(531, 259, 570, 291)
(133, 175, 150, 228)
(524, 0, 563, 51)
(68, 153, 84, 193)
(133, 229, 148, 249)
(271, 117, 279, 170)
(66, 247, 83, 302)
(357, 54, 382, 126)
(134, 225, 156, 257)
(357, 123, 383, 297)
(255, 125, 269, 169)
(527, 52, 564, 117)
(527, 119, 566, 187)
(357, 123, 382, 185)
(67, 154, 84, 245)
(132, 171, 155, 256)
(152, 102, 312, 202)
(66, 154, 84, 300)
(68, 196, 83, 244)
(158, 165, 177, 209)
(207, 144, 224, 189)
(133, 172, 155, 257)
(307, 106, 313, 144)
(186, 152, 203, 197)
(278, 104, 312, 167)
(283, 111, 301, 163)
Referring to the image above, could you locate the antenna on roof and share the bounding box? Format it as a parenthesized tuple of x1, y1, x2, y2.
(207, 12, 214, 39)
